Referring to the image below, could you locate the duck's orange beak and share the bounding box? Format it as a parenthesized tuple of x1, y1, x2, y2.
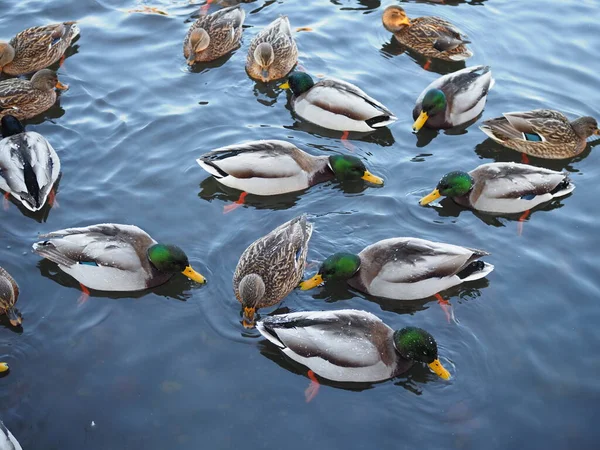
(55, 81, 69, 90)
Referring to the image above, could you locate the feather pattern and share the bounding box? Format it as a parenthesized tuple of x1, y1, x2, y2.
(257, 309, 411, 382)
(233, 215, 312, 309)
(0, 76, 57, 120)
(0, 266, 19, 315)
(0, 130, 60, 211)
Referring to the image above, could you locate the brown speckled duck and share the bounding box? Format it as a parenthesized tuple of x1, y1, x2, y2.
(382, 6, 472, 62)
(0, 69, 68, 120)
(0, 266, 22, 327)
(0, 22, 79, 76)
(183, 5, 245, 64)
(480, 110, 599, 159)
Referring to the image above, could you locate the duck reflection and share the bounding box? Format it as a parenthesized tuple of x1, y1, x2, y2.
(330, 0, 381, 11)
(400, 0, 489, 5)
(284, 119, 396, 148)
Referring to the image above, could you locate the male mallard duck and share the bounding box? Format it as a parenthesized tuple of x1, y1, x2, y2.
(420, 162, 575, 213)
(183, 5, 245, 64)
(480, 110, 599, 159)
(0, 266, 22, 327)
(300, 237, 493, 300)
(0, 421, 22, 450)
(0, 22, 79, 76)
(382, 5, 472, 61)
(280, 72, 397, 132)
(257, 309, 451, 384)
(246, 16, 298, 82)
(196, 139, 383, 195)
(0, 115, 60, 211)
(32, 223, 206, 292)
(412, 65, 494, 132)
(0, 69, 68, 120)
(234, 215, 312, 328)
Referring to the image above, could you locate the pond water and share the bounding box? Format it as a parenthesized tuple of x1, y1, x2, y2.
(1, 0, 599, 448)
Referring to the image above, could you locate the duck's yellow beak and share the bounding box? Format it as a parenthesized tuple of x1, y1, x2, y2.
(398, 17, 412, 27)
(299, 274, 323, 290)
(182, 266, 206, 284)
(420, 188, 441, 206)
(412, 111, 429, 132)
(279, 81, 290, 89)
(0, 362, 9, 373)
(55, 81, 69, 90)
(242, 307, 256, 329)
(428, 359, 451, 380)
(361, 170, 384, 185)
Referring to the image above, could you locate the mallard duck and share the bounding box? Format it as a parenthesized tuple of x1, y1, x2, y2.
(234, 215, 312, 328)
(32, 223, 206, 292)
(300, 237, 493, 300)
(0, 115, 60, 211)
(382, 5, 472, 61)
(257, 309, 451, 383)
(0, 266, 22, 327)
(412, 65, 494, 132)
(0, 421, 22, 450)
(420, 162, 575, 213)
(0, 22, 79, 76)
(246, 16, 298, 82)
(196, 139, 383, 195)
(480, 110, 599, 159)
(183, 5, 245, 64)
(280, 72, 397, 132)
(0, 69, 67, 120)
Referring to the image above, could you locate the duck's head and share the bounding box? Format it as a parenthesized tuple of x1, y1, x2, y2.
(420, 171, 474, 205)
(1, 115, 25, 138)
(148, 244, 206, 284)
(238, 273, 266, 328)
(393, 327, 450, 380)
(571, 116, 600, 139)
(413, 89, 447, 132)
(280, 72, 314, 95)
(299, 253, 361, 290)
(0, 277, 21, 328)
(328, 155, 384, 185)
(0, 42, 15, 72)
(31, 69, 69, 92)
(187, 28, 211, 65)
(382, 6, 412, 33)
(253, 42, 275, 81)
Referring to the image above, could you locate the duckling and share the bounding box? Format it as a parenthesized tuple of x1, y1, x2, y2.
(183, 5, 245, 64)
(382, 5, 472, 62)
(0, 69, 68, 120)
(246, 16, 298, 82)
(0, 115, 60, 211)
(0, 22, 79, 76)
(0, 266, 22, 327)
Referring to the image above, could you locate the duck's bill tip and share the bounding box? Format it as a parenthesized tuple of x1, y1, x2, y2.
(362, 170, 384, 185)
(182, 266, 206, 284)
(55, 81, 69, 90)
(299, 274, 323, 290)
(412, 111, 428, 132)
(279, 81, 290, 89)
(420, 189, 441, 206)
(242, 307, 256, 328)
(428, 359, 451, 380)
(0, 362, 9, 373)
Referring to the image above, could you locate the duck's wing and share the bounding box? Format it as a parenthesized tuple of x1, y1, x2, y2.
(469, 163, 570, 200)
(196, 140, 319, 179)
(11, 22, 78, 53)
(257, 309, 391, 368)
(0, 80, 33, 114)
(360, 237, 488, 283)
(0, 420, 22, 450)
(481, 110, 572, 143)
(0, 131, 60, 211)
(211, 5, 245, 43)
(32, 223, 155, 270)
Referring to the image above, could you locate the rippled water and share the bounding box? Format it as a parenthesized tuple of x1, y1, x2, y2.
(1, 0, 599, 448)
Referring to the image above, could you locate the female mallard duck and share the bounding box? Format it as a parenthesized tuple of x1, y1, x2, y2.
(300, 237, 493, 300)
(0, 266, 22, 327)
(382, 5, 472, 62)
(0, 421, 22, 450)
(32, 223, 206, 292)
(246, 16, 298, 82)
(183, 5, 245, 64)
(234, 215, 312, 328)
(412, 65, 494, 132)
(257, 309, 451, 384)
(420, 162, 575, 213)
(280, 72, 397, 132)
(480, 110, 599, 159)
(0, 22, 79, 76)
(196, 139, 383, 195)
(0, 115, 60, 211)
(0, 69, 68, 120)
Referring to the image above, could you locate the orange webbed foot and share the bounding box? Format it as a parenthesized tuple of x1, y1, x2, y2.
(305, 370, 320, 403)
(3, 192, 9, 211)
(77, 284, 90, 306)
(48, 188, 59, 208)
(517, 209, 531, 236)
(223, 192, 248, 214)
(59, 54, 66, 67)
(521, 153, 530, 164)
(435, 293, 452, 323)
(423, 60, 432, 71)
(341, 131, 356, 152)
